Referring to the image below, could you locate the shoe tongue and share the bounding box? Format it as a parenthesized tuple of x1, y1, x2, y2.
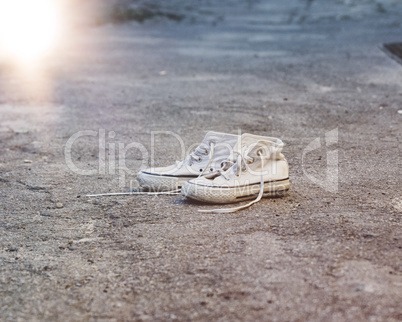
(234, 134, 283, 156)
(202, 131, 236, 144)
(195, 131, 221, 154)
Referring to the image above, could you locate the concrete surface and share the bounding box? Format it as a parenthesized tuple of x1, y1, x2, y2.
(0, 0, 401, 321)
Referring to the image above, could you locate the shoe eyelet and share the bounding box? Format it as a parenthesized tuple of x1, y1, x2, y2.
(210, 168, 213, 172)
(199, 168, 203, 172)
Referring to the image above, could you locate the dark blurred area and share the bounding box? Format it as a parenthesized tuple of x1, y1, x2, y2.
(74, 0, 402, 26)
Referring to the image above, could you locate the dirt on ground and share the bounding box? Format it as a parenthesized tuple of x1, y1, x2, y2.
(0, 1, 401, 321)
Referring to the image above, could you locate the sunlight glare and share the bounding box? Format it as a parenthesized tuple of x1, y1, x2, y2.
(0, 0, 63, 63)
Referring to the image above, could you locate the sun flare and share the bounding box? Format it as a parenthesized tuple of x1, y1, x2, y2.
(0, 0, 63, 63)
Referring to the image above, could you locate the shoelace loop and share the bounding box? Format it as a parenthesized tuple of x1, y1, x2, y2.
(199, 144, 270, 213)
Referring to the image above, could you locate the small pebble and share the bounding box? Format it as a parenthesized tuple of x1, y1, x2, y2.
(355, 285, 364, 292)
(56, 203, 64, 209)
(24, 160, 32, 163)
(398, 110, 402, 114)
(40, 211, 51, 217)
(159, 70, 167, 76)
(8, 246, 18, 252)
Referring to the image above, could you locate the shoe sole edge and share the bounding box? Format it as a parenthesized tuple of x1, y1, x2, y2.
(182, 179, 290, 204)
(137, 172, 196, 191)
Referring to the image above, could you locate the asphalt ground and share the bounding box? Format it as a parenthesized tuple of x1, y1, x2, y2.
(0, 1, 401, 321)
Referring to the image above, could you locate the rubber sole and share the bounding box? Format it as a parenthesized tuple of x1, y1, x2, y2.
(181, 178, 290, 204)
(137, 171, 196, 191)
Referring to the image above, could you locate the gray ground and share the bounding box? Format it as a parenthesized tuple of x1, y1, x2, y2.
(0, 0, 402, 321)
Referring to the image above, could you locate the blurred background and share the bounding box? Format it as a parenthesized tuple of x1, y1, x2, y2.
(1, 0, 401, 104)
(1, 0, 402, 66)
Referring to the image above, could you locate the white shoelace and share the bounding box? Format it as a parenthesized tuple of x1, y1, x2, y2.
(86, 189, 181, 197)
(198, 149, 266, 214)
(87, 143, 215, 197)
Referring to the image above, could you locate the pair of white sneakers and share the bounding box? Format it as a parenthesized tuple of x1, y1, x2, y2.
(137, 131, 290, 213)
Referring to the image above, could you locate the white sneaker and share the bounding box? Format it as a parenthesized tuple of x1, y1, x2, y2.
(181, 133, 290, 213)
(137, 131, 239, 191)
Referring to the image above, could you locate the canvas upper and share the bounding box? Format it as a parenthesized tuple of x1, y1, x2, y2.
(138, 131, 239, 178)
(186, 133, 288, 188)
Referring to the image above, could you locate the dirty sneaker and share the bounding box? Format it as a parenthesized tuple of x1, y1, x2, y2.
(181, 133, 290, 213)
(137, 131, 239, 191)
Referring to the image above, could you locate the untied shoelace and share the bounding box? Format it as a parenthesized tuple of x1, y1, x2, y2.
(198, 142, 271, 213)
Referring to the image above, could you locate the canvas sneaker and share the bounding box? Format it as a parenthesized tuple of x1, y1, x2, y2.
(137, 131, 239, 191)
(181, 133, 290, 212)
